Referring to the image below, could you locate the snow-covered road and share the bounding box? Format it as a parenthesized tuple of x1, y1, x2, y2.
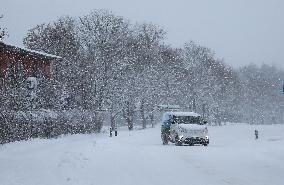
(1, 124, 284, 185)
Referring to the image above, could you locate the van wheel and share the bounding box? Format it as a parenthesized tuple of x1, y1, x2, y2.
(162, 134, 168, 145)
(203, 143, 208, 146)
(175, 136, 182, 146)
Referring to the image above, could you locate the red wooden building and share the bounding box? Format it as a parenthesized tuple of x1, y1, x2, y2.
(0, 41, 61, 85)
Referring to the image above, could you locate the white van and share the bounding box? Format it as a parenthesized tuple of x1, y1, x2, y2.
(161, 112, 209, 146)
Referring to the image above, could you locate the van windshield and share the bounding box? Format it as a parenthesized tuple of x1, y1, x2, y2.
(173, 116, 202, 125)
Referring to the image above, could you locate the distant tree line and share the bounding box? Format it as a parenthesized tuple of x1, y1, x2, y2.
(1, 10, 283, 143)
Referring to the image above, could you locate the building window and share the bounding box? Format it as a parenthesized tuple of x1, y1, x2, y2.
(6, 63, 14, 81)
(0, 69, 3, 79)
(15, 62, 24, 82)
(36, 68, 44, 79)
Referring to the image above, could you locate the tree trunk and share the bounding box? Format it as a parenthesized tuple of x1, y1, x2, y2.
(123, 101, 134, 131)
(140, 99, 146, 129)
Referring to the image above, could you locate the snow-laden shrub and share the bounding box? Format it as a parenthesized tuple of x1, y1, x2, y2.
(0, 109, 99, 144)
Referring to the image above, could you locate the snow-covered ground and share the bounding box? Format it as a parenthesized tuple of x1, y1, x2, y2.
(1, 123, 284, 185)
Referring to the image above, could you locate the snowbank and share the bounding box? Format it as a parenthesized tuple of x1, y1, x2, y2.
(1, 124, 283, 185)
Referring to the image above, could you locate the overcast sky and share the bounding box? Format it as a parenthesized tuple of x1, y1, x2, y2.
(1, 0, 284, 68)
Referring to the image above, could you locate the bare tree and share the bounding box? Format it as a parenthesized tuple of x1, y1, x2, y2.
(0, 14, 8, 40)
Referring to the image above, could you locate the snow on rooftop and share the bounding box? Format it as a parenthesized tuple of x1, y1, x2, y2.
(1, 41, 62, 59)
(158, 104, 180, 109)
(164, 111, 201, 117)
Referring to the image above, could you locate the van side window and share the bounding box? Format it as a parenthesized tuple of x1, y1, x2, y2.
(172, 116, 176, 124)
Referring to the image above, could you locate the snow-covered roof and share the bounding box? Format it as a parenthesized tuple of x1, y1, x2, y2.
(164, 111, 201, 117)
(161, 111, 201, 124)
(158, 104, 180, 109)
(0, 41, 62, 59)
